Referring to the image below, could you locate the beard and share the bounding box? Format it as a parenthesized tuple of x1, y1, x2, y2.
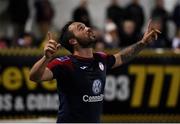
(76, 33, 97, 48)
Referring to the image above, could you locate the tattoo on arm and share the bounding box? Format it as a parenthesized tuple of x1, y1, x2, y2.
(120, 42, 147, 63)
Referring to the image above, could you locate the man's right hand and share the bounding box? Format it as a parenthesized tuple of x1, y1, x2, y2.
(44, 32, 61, 59)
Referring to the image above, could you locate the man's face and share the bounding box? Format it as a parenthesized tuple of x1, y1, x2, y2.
(68, 22, 96, 48)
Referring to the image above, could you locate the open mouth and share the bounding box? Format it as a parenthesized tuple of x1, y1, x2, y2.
(87, 30, 96, 39)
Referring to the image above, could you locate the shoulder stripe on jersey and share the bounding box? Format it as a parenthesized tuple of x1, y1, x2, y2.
(95, 52, 107, 59)
(56, 56, 70, 62)
(47, 56, 73, 71)
(47, 58, 63, 70)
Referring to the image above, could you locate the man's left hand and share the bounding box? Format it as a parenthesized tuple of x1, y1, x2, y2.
(141, 20, 161, 44)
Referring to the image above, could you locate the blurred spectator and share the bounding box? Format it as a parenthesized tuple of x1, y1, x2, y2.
(124, 0, 145, 34)
(151, 0, 169, 40)
(119, 19, 141, 47)
(0, 37, 9, 48)
(92, 27, 105, 51)
(0, 41, 7, 48)
(104, 21, 120, 48)
(172, 28, 180, 49)
(106, 0, 124, 28)
(7, 0, 30, 39)
(34, 0, 54, 40)
(0, 0, 10, 39)
(172, 3, 180, 28)
(72, 0, 91, 27)
(95, 41, 105, 52)
(16, 33, 34, 48)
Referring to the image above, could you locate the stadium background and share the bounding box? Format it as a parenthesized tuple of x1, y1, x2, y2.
(0, 0, 179, 122)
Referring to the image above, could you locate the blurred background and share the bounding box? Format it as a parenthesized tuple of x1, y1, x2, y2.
(0, 0, 179, 123)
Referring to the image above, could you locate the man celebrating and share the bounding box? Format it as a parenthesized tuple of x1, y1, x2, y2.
(30, 20, 160, 122)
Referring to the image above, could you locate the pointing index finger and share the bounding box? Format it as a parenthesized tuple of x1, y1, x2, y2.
(48, 32, 53, 40)
(146, 19, 152, 32)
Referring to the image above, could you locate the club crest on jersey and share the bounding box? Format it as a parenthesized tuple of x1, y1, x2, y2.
(99, 62, 104, 71)
(92, 79, 102, 94)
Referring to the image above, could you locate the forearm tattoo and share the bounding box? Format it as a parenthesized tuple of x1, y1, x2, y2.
(120, 42, 147, 63)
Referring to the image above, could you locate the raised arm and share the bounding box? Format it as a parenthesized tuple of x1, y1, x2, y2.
(29, 32, 61, 82)
(112, 20, 161, 68)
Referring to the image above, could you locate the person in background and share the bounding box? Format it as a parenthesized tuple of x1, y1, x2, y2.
(95, 40, 105, 52)
(7, 0, 30, 40)
(106, 0, 124, 29)
(172, 2, 180, 50)
(151, 0, 169, 41)
(119, 19, 141, 47)
(34, 0, 54, 40)
(72, 0, 91, 27)
(16, 32, 34, 48)
(124, 0, 145, 34)
(0, 0, 11, 42)
(0, 37, 9, 48)
(172, 2, 180, 29)
(94, 28, 105, 51)
(172, 28, 180, 50)
(104, 21, 120, 48)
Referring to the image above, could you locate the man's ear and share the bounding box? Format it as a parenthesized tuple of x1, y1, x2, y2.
(69, 39, 77, 45)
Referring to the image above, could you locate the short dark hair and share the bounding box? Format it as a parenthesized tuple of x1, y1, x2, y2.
(60, 21, 75, 53)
